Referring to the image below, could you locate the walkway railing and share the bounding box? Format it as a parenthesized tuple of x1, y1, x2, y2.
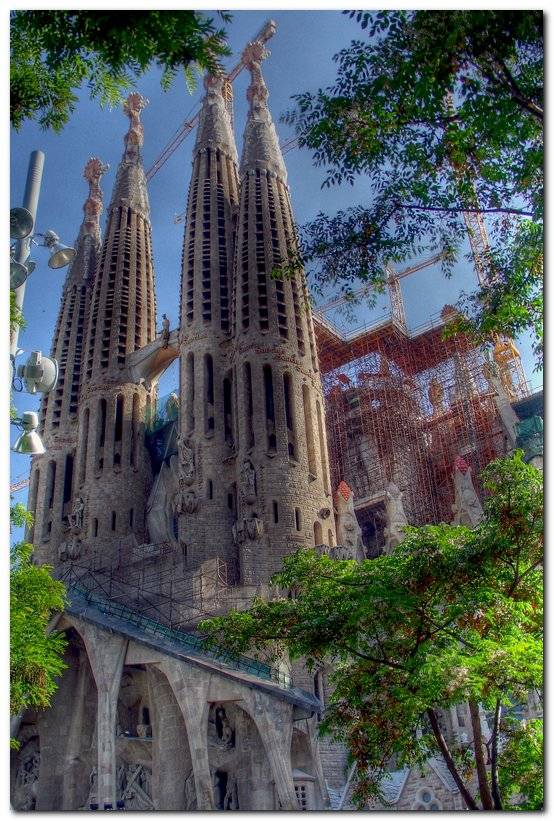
(60, 565, 291, 689)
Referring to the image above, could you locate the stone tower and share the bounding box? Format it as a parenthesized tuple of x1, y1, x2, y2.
(28, 157, 108, 565)
(177, 74, 241, 569)
(232, 42, 335, 584)
(73, 93, 157, 562)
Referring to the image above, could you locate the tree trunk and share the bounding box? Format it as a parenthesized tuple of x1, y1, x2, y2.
(469, 700, 494, 809)
(490, 699, 503, 810)
(426, 708, 479, 810)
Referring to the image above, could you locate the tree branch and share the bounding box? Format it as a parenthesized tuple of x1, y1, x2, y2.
(469, 699, 494, 809)
(426, 707, 479, 810)
(490, 698, 503, 810)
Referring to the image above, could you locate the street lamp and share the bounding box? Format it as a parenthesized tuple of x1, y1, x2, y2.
(11, 412, 45, 455)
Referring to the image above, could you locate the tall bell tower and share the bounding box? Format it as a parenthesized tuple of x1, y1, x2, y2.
(232, 42, 336, 584)
(29, 157, 108, 565)
(71, 93, 157, 564)
(177, 74, 241, 569)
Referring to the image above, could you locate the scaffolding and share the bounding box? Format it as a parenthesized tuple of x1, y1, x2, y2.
(313, 300, 529, 549)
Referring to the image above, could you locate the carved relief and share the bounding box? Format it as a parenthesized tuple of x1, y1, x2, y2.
(179, 436, 195, 486)
(245, 514, 264, 541)
(68, 495, 85, 533)
(58, 536, 82, 562)
(333, 481, 364, 561)
(12, 744, 40, 811)
(383, 480, 409, 554)
(240, 459, 257, 503)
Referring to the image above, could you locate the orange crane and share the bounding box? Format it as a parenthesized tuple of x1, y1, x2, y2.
(145, 19, 277, 182)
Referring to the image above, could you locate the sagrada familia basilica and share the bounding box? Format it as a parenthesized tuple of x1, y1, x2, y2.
(11, 27, 542, 813)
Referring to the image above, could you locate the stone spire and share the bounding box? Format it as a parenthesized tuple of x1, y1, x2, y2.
(231, 45, 335, 584)
(30, 158, 108, 562)
(68, 92, 158, 565)
(108, 92, 150, 217)
(177, 73, 240, 569)
(240, 42, 287, 181)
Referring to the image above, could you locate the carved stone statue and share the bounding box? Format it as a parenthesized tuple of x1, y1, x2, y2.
(240, 459, 257, 503)
(58, 537, 82, 563)
(483, 360, 519, 446)
(492, 336, 521, 401)
(68, 495, 85, 532)
(428, 377, 445, 414)
(180, 436, 195, 486)
(333, 481, 364, 561)
(451, 456, 484, 527)
(383, 481, 409, 554)
(160, 313, 170, 348)
(165, 392, 179, 422)
(13, 747, 40, 810)
(179, 490, 198, 515)
(245, 514, 264, 541)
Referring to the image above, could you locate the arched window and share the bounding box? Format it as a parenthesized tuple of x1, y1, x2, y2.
(316, 401, 330, 494)
(314, 520, 323, 546)
(185, 353, 195, 432)
(283, 372, 296, 458)
(243, 361, 255, 449)
(204, 354, 215, 435)
(302, 385, 317, 478)
(223, 374, 233, 447)
(79, 408, 89, 484)
(295, 508, 302, 531)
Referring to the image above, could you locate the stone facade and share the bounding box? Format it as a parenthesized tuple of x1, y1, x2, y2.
(16, 40, 507, 814)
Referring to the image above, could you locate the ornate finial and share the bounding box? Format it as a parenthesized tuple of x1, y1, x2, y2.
(123, 92, 149, 159)
(82, 157, 109, 238)
(242, 41, 270, 110)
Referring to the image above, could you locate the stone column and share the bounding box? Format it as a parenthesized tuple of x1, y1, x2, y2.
(158, 659, 214, 810)
(76, 621, 127, 810)
(243, 690, 297, 811)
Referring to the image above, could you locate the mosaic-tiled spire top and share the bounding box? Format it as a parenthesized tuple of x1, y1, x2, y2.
(240, 42, 287, 181)
(109, 92, 150, 217)
(194, 73, 238, 163)
(78, 156, 110, 244)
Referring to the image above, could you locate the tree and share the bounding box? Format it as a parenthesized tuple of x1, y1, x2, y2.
(201, 453, 543, 809)
(282, 11, 543, 365)
(10, 505, 67, 745)
(11, 10, 231, 132)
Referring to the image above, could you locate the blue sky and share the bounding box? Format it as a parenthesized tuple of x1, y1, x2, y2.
(10, 9, 542, 512)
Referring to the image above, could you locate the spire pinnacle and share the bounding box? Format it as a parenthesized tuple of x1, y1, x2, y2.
(240, 41, 287, 180)
(123, 92, 149, 162)
(81, 157, 109, 241)
(194, 73, 238, 162)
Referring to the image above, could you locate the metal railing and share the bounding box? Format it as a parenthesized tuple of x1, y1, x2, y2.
(60, 565, 291, 689)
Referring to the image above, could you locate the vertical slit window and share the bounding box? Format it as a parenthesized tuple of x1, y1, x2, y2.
(204, 354, 215, 435)
(129, 508, 134, 528)
(302, 385, 317, 478)
(283, 372, 296, 458)
(263, 365, 276, 453)
(243, 362, 255, 450)
(316, 401, 330, 494)
(111, 511, 117, 531)
(314, 521, 323, 546)
(223, 375, 233, 447)
(207, 479, 213, 500)
(92, 518, 98, 538)
(62, 453, 74, 509)
(185, 353, 195, 432)
(295, 508, 302, 531)
(273, 501, 279, 523)
(79, 409, 89, 485)
(131, 394, 140, 467)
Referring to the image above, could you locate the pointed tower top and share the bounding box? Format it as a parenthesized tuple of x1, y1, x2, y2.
(80, 157, 109, 242)
(123, 92, 149, 162)
(240, 41, 287, 181)
(108, 92, 150, 217)
(194, 74, 238, 162)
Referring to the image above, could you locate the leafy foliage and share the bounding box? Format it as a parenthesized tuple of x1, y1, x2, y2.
(498, 717, 543, 810)
(282, 11, 543, 364)
(201, 453, 543, 808)
(11, 10, 231, 131)
(10, 539, 67, 720)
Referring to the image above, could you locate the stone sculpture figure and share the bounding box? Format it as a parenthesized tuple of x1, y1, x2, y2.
(483, 360, 519, 446)
(180, 436, 195, 485)
(245, 514, 264, 541)
(451, 456, 484, 527)
(160, 313, 170, 348)
(492, 335, 521, 401)
(68, 495, 85, 532)
(333, 481, 364, 561)
(240, 459, 257, 503)
(383, 481, 409, 554)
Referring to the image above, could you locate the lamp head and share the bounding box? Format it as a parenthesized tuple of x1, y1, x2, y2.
(10, 207, 34, 240)
(10, 259, 29, 290)
(12, 411, 45, 455)
(17, 350, 59, 394)
(42, 229, 76, 269)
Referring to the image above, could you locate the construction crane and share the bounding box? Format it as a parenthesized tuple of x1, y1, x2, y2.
(145, 19, 277, 182)
(10, 474, 29, 494)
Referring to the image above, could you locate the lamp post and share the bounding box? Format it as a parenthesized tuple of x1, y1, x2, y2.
(10, 150, 44, 358)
